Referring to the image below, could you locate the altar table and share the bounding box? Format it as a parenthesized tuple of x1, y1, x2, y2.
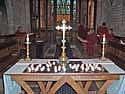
(4, 59, 125, 94)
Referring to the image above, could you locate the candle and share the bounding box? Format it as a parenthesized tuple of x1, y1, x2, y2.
(27, 33, 29, 43)
(103, 34, 106, 42)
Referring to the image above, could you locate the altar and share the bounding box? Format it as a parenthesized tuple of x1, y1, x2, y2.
(4, 59, 125, 94)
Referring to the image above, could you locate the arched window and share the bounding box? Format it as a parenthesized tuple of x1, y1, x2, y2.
(0, 0, 7, 17)
(50, 0, 77, 24)
(56, 0, 70, 15)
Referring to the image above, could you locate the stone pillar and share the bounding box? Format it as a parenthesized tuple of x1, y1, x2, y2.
(48, 1, 50, 27)
(88, 0, 94, 29)
(5, 0, 31, 33)
(96, 0, 103, 26)
(0, 1, 8, 35)
(40, 0, 46, 28)
(24, 0, 31, 32)
(5, 0, 15, 34)
(77, 0, 80, 23)
(81, 0, 87, 25)
(40, 0, 43, 28)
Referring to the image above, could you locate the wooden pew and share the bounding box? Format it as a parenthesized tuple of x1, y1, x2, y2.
(0, 35, 16, 58)
(105, 40, 125, 70)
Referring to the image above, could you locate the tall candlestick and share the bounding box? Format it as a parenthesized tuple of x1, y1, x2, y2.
(25, 33, 31, 62)
(101, 34, 106, 60)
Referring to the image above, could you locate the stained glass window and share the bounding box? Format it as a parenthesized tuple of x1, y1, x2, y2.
(49, 0, 78, 24)
(0, 0, 7, 16)
(56, 0, 71, 15)
(73, 0, 77, 22)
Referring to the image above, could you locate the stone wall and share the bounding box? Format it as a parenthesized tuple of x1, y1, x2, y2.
(0, 0, 31, 35)
(96, 0, 125, 37)
(81, 0, 87, 25)
(96, 0, 112, 28)
(1, 0, 125, 36)
(0, 0, 8, 35)
(111, 0, 125, 37)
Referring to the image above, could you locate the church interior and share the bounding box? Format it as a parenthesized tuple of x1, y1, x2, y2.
(0, 0, 125, 94)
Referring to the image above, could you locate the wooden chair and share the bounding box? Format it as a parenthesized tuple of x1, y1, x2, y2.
(16, 31, 27, 53)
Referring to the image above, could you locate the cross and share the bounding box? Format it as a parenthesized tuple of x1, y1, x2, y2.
(56, 19, 72, 61)
(56, 19, 72, 41)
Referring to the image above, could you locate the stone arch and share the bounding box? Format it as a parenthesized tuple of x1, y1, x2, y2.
(0, 0, 8, 35)
(0, 0, 7, 17)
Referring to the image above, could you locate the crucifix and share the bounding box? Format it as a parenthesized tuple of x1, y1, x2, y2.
(56, 19, 72, 62)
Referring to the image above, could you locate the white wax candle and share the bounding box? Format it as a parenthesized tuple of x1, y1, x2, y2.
(103, 34, 106, 42)
(27, 34, 29, 42)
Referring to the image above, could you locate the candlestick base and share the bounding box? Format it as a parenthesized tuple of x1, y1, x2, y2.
(25, 57, 31, 63)
(100, 56, 107, 61)
(59, 51, 68, 63)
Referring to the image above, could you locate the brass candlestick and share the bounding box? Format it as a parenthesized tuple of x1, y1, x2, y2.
(59, 41, 68, 63)
(101, 34, 106, 60)
(101, 41, 106, 60)
(25, 34, 31, 62)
